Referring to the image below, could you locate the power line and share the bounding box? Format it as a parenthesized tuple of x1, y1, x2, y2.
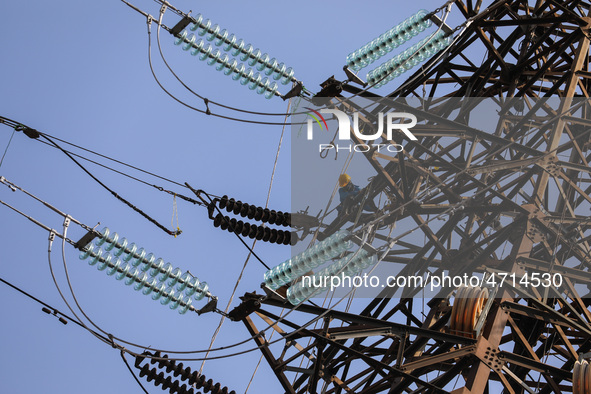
(40, 133, 182, 236)
(35, 138, 202, 206)
(1, 117, 296, 275)
(0, 275, 110, 343)
(38, 131, 191, 190)
(0, 116, 196, 234)
(199, 96, 292, 375)
(1, 275, 154, 394)
(0, 129, 16, 169)
(145, 17, 295, 127)
(5, 113, 584, 361)
(153, 4, 298, 118)
(0, 115, 211, 206)
(120, 350, 151, 394)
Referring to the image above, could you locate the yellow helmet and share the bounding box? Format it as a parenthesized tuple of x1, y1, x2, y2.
(338, 173, 351, 187)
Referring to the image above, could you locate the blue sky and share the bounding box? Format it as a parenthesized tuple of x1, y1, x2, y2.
(0, 1, 447, 393)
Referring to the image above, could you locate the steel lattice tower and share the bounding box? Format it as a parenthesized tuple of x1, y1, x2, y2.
(230, 1, 591, 393)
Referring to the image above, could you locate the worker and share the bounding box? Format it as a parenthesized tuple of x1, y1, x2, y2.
(337, 173, 378, 214)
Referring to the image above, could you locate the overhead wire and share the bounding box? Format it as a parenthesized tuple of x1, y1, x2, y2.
(2, 97, 589, 368)
(120, 350, 151, 394)
(0, 128, 16, 169)
(40, 133, 182, 236)
(35, 138, 202, 205)
(154, 3, 295, 118)
(0, 275, 109, 342)
(37, 130, 193, 190)
(6, 2, 588, 388)
(0, 115, 214, 206)
(199, 96, 291, 377)
(2, 127, 582, 367)
(1, 123, 184, 237)
(131, 0, 464, 126)
(1, 271, 153, 394)
(2, 265, 161, 394)
(2, 120, 280, 276)
(145, 13, 295, 127)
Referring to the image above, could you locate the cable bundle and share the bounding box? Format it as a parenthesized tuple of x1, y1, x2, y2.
(173, 13, 296, 99)
(79, 227, 211, 314)
(135, 351, 236, 394)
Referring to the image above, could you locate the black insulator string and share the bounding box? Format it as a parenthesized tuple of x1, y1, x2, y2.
(0, 118, 293, 263)
(187, 186, 272, 271)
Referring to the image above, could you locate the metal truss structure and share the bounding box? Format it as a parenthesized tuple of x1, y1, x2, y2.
(229, 1, 591, 393)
